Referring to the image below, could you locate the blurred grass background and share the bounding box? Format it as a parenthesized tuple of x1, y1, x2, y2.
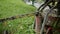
(0, 0, 36, 34)
(0, 0, 36, 18)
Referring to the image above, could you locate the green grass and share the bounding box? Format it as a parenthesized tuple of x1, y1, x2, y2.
(0, 0, 36, 34)
(0, 0, 36, 19)
(6, 16, 35, 34)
